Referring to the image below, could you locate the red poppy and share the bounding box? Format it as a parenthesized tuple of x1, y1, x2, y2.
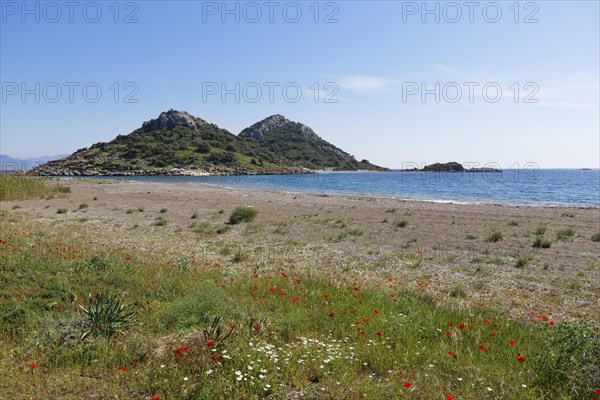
(363, 318, 369, 323)
(403, 382, 411, 388)
(131, 361, 138, 366)
(207, 340, 215, 347)
(478, 344, 488, 353)
(329, 311, 335, 316)
(459, 323, 465, 329)
(373, 309, 379, 315)
(550, 321, 555, 326)
(152, 396, 160, 400)
(596, 389, 600, 395)
(517, 354, 526, 363)
(281, 272, 287, 277)
(168, 327, 173, 333)
(491, 332, 496, 337)
(56, 305, 63, 310)
(253, 325, 261, 331)
(120, 367, 128, 371)
(376, 331, 383, 337)
(214, 356, 222, 361)
(29, 363, 36, 370)
(181, 347, 188, 353)
(509, 339, 515, 347)
(484, 319, 490, 324)
(447, 396, 454, 400)
(449, 322, 454, 327)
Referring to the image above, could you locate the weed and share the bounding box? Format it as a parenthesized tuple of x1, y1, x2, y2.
(228, 205, 257, 224)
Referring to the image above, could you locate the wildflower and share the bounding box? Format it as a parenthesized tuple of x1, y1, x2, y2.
(152, 396, 160, 400)
(478, 344, 488, 353)
(168, 327, 173, 333)
(376, 331, 383, 337)
(184, 376, 189, 381)
(207, 340, 215, 347)
(403, 382, 411, 388)
(281, 272, 287, 277)
(363, 318, 369, 323)
(253, 325, 261, 331)
(509, 339, 515, 347)
(131, 361, 138, 366)
(56, 305, 63, 310)
(449, 322, 454, 327)
(214, 356, 222, 361)
(329, 311, 335, 316)
(181, 347, 188, 353)
(596, 389, 600, 395)
(491, 332, 496, 337)
(459, 323, 465, 329)
(484, 319, 490, 324)
(517, 354, 526, 363)
(447, 397, 454, 400)
(120, 367, 128, 371)
(29, 364, 36, 370)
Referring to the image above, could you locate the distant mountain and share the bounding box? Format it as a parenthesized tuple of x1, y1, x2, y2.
(1, 154, 68, 171)
(30, 110, 387, 176)
(239, 115, 386, 171)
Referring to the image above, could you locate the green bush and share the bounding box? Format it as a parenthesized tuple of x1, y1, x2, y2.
(153, 216, 167, 226)
(535, 321, 600, 397)
(533, 236, 552, 248)
(486, 229, 503, 242)
(591, 232, 600, 242)
(228, 205, 257, 225)
(535, 226, 547, 236)
(516, 255, 533, 268)
(556, 228, 575, 241)
(57, 208, 68, 214)
(394, 220, 409, 228)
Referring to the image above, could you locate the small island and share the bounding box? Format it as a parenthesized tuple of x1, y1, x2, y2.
(402, 162, 502, 173)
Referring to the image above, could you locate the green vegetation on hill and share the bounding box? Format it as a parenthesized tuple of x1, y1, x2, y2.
(30, 110, 387, 176)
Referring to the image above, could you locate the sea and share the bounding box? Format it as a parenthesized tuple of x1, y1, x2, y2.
(88, 169, 600, 208)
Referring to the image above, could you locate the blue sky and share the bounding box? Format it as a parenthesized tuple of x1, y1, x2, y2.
(1, 0, 599, 168)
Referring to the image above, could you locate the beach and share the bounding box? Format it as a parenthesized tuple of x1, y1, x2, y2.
(9, 179, 599, 321)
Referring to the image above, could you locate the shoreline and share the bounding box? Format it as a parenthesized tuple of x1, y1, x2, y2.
(54, 175, 600, 210)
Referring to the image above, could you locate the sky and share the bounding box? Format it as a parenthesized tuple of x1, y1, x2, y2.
(1, 0, 599, 169)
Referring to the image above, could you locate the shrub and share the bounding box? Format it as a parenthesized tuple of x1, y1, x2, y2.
(228, 205, 257, 224)
(78, 203, 89, 210)
(159, 208, 168, 214)
(556, 228, 575, 241)
(591, 232, 600, 242)
(57, 208, 68, 214)
(215, 224, 231, 234)
(516, 255, 533, 268)
(153, 216, 167, 226)
(508, 220, 519, 226)
(190, 221, 215, 235)
(486, 229, 503, 242)
(533, 236, 552, 248)
(535, 321, 600, 397)
(191, 211, 199, 219)
(394, 220, 409, 228)
(535, 226, 547, 236)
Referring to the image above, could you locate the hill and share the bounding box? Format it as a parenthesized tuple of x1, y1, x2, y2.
(239, 115, 386, 171)
(30, 110, 386, 176)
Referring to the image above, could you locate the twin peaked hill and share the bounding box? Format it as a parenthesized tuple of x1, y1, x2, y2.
(31, 110, 387, 176)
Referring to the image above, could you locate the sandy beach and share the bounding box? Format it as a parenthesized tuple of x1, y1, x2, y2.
(7, 179, 599, 321)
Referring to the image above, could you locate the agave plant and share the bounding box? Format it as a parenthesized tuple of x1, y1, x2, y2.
(202, 315, 235, 346)
(78, 293, 136, 340)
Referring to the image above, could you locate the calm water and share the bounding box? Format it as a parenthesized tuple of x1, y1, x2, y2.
(91, 169, 600, 208)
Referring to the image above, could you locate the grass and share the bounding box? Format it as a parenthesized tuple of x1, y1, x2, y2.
(0, 175, 70, 201)
(535, 226, 547, 236)
(56, 208, 68, 214)
(486, 229, 503, 242)
(556, 228, 575, 241)
(516, 255, 533, 268)
(228, 205, 257, 225)
(592, 232, 600, 242)
(0, 209, 598, 399)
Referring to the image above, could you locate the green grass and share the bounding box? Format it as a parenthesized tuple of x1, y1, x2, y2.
(153, 216, 167, 226)
(228, 205, 257, 225)
(0, 175, 70, 201)
(516, 255, 533, 268)
(591, 232, 600, 242)
(534, 226, 547, 236)
(0, 210, 598, 399)
(78, 203, 89, 210)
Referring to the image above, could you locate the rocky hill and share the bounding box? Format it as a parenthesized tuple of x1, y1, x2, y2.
(239, 115, 386, 171)
(30, 110, 386, 176)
